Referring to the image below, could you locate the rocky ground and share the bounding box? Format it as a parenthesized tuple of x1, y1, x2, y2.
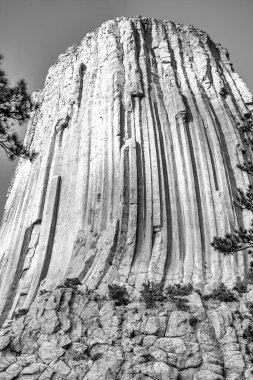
(0, 282, 253, 379)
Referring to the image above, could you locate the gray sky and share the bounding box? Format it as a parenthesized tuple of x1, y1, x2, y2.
(0, 0, 253, 221)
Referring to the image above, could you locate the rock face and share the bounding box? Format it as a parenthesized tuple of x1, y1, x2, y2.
(0, 16, 252, 329)
(0, 285, 252, 379)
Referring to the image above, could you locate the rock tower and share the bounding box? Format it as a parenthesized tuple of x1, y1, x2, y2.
(0, 17, 253, 379)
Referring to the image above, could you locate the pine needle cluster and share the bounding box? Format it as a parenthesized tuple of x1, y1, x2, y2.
(0, 54, 34, 160)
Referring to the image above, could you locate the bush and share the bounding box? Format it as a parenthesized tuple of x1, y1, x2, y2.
(141, 282, 194, 309)
(203, 283, 237, 302)
(140, 281, 164, 308)
(233, 277, 247, 294)
(174, 297, 190, 312)
(108, 284, 129, 306)
(164, 283, 193, 298)
(164, 283, 192, 311)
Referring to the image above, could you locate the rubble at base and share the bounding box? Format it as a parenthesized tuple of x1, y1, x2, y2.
(0, 285, 253, 379)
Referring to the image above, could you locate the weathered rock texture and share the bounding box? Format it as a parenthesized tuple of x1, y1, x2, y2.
(0, 16, 253, 328)
(0, 285, 253, 379)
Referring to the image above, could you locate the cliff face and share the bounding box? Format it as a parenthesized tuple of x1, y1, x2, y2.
(0, 16, 253, 326)
(0, 15, 253, 380)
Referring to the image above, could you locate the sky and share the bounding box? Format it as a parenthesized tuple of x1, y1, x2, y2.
(0, 0, 253, 221)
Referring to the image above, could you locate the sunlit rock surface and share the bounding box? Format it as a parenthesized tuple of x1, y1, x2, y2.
(0, 16, 252, 330)
(0, 285, 252, 379)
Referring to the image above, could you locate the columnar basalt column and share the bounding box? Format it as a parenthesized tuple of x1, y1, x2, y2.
(0, 16, 252, 321)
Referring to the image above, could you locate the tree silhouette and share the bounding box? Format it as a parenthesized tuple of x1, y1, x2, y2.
(0, 54, 33, 160)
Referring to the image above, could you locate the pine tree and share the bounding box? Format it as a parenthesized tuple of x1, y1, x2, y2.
(211, 112, 253, 274)
(0, 54, 33, 160)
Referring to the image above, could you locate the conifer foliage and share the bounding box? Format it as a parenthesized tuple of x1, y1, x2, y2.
(212, 113, 253, 267)
(0, 54, 33, 160)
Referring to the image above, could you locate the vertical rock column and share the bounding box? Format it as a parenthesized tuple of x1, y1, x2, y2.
(0, 17, 252, 321)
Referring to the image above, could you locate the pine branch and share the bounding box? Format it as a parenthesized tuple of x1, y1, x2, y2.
(235, 186, 253, 212)
(0, 54, 33, 160)
(237, 161, 253, 176)
(212, 225, 253, 254)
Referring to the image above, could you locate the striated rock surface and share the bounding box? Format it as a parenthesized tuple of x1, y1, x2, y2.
(0, 16, 253, 376)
